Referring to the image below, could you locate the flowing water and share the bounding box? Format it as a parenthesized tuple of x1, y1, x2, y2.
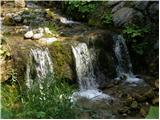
(26, 48, 53, 89)
(113, 35, 142, 84)
(71, 43, 111, 102)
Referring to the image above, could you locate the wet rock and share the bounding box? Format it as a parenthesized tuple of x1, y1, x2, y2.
(24, 31, 33, 39)
(33, 33, 43, 40)
(122, 113, 127, 117)
(111, 2, 125, 13)
(133, 1, 149, 11)
(107, 1, 121, 7)
(148, 2, 159, 22)
(113, 7, 144, 27)
(14, 0, 25, 8)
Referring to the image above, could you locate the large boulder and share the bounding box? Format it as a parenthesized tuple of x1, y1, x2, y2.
(113, 7, 144, 27)
(148, 2, 159, 22)
(133, 1, 149, 11)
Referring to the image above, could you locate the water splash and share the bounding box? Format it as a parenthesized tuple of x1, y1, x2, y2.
(26, 48, 53, 89)
(113, 35, 142, 84)
(60, 17, 80, 25)
(71, 43, 111, 102)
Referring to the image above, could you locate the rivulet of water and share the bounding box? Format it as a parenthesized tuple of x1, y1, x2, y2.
(26, 48, 53, 89)
(71, 43, 111, 102)
(113, 35, 142, 84)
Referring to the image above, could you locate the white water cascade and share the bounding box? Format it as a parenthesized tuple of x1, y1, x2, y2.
(71, 43, 111, 102)
(113, 35, 142, 84)
(26, 48, 53, 89)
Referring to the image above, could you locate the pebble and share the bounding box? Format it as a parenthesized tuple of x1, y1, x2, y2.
(33, 33, 43, 40)
(44, 27, 52, 34)
(24, 30, 33, 39)
(39, 37, 57, 44)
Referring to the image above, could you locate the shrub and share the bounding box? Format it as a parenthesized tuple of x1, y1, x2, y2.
(122, 24, 151, 55)
(64, 1, 98, 21)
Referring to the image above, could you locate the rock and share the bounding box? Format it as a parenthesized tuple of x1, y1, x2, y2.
(113, 7, 144, 27)
(44, 27, 52, 34)
(140, 108, 147, 117)
(38, 27, 44, 33)
(107, 1, 121, 7)
(133, 1, 149, 11)
(0, 59, 13, 82)
(14, 0, 25, 8)
(14, 15, 22, 22)
(111, 2, 125, 13)
(39, 37, 57, 45)
(122, 113, 127, 117)
(155, 79, 159, 88)
(148, 2, 159, 22)
(24, 31, 33, 39)
(33, 33, 43, 40)
(152, 98, 159, 105)
(131, 101, 138, 109)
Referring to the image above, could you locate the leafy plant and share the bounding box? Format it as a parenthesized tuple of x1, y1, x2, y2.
(123, 25, 150, 39)
(17, 74, 78, 119)
(123, 24, 151, 55)
(146, 106, 159, 119)
(101, 12, 113, 25)
(64, 1, 98, 21)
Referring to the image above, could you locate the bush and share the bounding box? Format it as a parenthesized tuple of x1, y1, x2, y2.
(64, 1, 98, 21)
(122, 24, 151, 55)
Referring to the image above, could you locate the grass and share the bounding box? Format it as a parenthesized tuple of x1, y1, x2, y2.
(1, 71, 79, 119)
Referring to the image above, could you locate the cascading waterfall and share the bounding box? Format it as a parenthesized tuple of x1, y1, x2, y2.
(113, 35, 141, 83)
(26, 48, 53, 89)
(71, 43, 111, 101)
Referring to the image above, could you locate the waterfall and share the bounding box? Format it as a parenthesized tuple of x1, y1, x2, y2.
(113, 35, 141, 83)
(26, 48, 53, 89)
(71, 43, 111, 102)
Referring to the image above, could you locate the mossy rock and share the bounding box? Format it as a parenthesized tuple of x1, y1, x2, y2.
(48, 41, 76, 83)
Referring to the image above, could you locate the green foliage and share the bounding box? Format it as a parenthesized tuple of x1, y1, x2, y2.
(123, 25, 150, 39)
(146, 106, 159, 119)
(1, 83, 20, 119)
(64, 1, 98, 21)
(123, 24, 151, 55)
(101, 12, 113, 25)
(16, 74, 78, 119)
(0, 45, 11, 59)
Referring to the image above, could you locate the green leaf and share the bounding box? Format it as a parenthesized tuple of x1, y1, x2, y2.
(146, 106, 159, 119)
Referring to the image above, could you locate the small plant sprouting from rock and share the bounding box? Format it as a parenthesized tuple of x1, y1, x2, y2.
(101, 12, 113, 25)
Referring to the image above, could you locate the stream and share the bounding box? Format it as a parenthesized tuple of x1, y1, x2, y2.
(1, 1, 158, 119)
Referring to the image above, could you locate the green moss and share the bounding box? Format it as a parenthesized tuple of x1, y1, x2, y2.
(48, 42, 75, 82)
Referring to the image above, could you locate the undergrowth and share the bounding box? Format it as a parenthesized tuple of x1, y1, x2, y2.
(1, 72, 79, 119)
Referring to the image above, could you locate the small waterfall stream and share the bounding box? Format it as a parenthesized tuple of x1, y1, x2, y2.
(71, 43, 111, 101)
(113, 35, 141, 83)
(26, 48, 53, 89)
